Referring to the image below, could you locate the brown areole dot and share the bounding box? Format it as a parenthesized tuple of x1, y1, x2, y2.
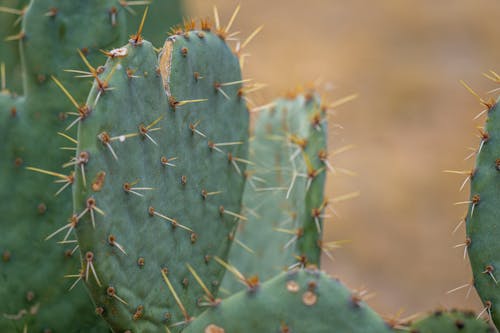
(190, 233, 198, 244)
(37, 203, 47, 215)
(133, 305, 144, 320)
(2, 250, 11, 262)
(14, 157, 23, 167)
(181, 47, 188, 57)
(137, 257, 145, 267)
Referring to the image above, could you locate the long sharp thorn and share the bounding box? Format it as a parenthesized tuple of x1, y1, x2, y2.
(241, 25, 263, 49)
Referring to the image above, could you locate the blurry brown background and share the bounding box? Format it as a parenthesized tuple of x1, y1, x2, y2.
(187, 0, 499, 319)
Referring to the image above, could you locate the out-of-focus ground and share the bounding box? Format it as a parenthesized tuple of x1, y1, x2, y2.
(187, 0, 499, 319)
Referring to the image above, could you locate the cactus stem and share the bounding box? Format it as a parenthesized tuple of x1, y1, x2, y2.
(85, 251, 102, 287)
(161, 268, 191, 324)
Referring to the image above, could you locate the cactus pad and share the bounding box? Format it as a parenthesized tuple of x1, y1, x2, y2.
(466, 97, 500, 327)
(222, 93, 328, 293)
(73, 30, 248, 331)
(185, 268, 391, 333)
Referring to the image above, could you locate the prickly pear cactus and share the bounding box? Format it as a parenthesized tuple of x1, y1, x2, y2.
(396, 309, 494, 333)
(467, 96, 500, 327)
(221, 93, 327, 293)
(185, 268, 391, 333)
(73, 26, 249, 331)
(0, 0, 127, 331)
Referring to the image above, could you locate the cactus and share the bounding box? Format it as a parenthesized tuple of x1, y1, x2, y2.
(185, 267, 391, 333)
(221, 93, 328, 293)
(466, 93, 500, 326)
(72, 23, 249, 331)
(0, 1, 130, 331)
(396, 309, 494, 333)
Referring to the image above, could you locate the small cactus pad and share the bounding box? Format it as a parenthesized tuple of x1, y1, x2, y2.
(0, 0, 127, 331)
(466, 97, 500, 326)
(222, 93, 327, 293)
(396, 309, 494, 333)
(73, 31, 248, 331)
(185, 268, 391, 333)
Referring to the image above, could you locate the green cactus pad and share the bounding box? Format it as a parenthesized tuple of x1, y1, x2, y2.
(396, 309, 494, 333)
(466, 97, 500, 327)
(0, 0, 128, 331)
(73, 31, 248, 331)
(185, 268, 391, 333)
(222, 93, 328, 293)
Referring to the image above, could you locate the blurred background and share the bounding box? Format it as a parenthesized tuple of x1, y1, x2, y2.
(186, 0, 500, 320)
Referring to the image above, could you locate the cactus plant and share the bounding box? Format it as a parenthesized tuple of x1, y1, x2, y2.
(221, 93, 328, 294)
(466, 92, 500, 325)
(2, 1, 498, 332)
(72, 23, 249, 332)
